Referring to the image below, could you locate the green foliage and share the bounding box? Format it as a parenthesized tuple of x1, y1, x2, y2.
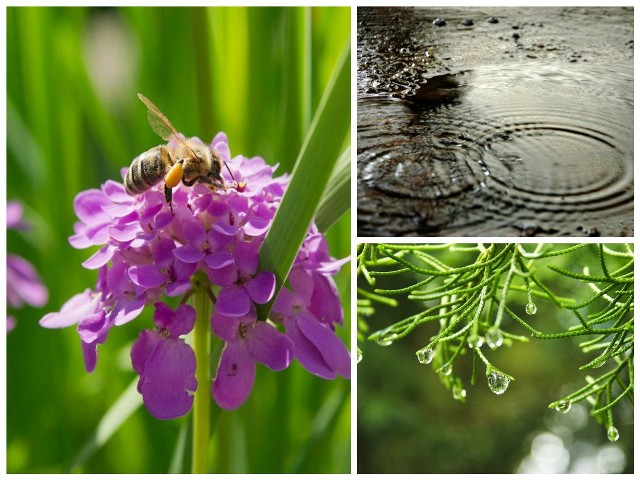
(358, 243, 633, 441)
(7, 6, 350, 474)
(257, 45, 350, 319)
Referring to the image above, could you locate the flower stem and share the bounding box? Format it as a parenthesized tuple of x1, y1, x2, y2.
(190, 272, 212, 474)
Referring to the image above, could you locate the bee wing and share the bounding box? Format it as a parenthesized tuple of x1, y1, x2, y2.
(138, 93, 180, 141)
(138, 93, 198, 160)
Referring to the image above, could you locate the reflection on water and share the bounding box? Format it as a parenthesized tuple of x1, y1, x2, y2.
(357, 7, 633, 236)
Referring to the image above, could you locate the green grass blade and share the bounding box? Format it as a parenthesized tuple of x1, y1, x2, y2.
(257, 41, 350, 321)
(70, 378, 142, 471)
(314, 146, 351, 233)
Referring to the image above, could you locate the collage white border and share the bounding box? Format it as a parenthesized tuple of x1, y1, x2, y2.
(1, 0, 637, 477)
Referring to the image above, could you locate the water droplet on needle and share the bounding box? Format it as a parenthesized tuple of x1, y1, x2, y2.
(487, 371, 510, 394)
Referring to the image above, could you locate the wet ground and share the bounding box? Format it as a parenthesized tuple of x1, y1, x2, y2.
(357, 7, 633, 237)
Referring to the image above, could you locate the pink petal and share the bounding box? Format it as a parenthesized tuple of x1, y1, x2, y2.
(216, 286, 251, 317)
(173, 244, 205, 263)
(284, 315, 335, 380)
(233, 242, 259, 275)
(246, 271, 276, 305)
(7, 254, 48, 307)
(74, 189, 111, 225)
(309, 273, 344, 325)
(113, 298, 146, 326)
(180, 221, 206, 249)
(82, 340, 99, 373)
(139, 339, 197, 419)
(166, 280, 192, 297)
(82, 244, 116, 269)
(128, 264, 166, 288)
(131, 330, 162, 376)
(40, 290, 101, 329)
(7, 200, 25, 229)
(109, 222, 142, 242)
(102, 180, 131, 202)
(205, 250, 234, 269)
(68, 230, 93, 249)
(243, 216, 271, 236)
(245, 322, 293, 371)
(211, 312, 242, 342)
(102, 203, 136, 218)
(296, 312, 350, 379)
(317, 256, 351, 275)
(152, 238, 176, 267)
(169, 304, 196, 337)
(212, 341, 255, 410)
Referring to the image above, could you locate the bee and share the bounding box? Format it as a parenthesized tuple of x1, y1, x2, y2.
(125, 93, 234, 214)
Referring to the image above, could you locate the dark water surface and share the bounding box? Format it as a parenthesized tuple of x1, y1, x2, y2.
(357, 7, 633, 236)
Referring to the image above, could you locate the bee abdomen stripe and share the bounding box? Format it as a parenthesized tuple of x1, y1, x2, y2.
(131, 158, 148, 191)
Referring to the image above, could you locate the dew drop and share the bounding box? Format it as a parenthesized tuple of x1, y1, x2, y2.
(607, 425, 620, 442)
(416, 347, 434, 365)
(468, 336, 484, 349)
(555, 400, 571, 413)
(399, 47, 411, 55)
(357, 348, 363, 364)
(452, 384, 467, 401)
(526, 302, 537, 315)
(485, 327, 503, 349)
(439, 364, 452, 376)
(487, 371, 510, 395)
(375, 333, 398, 346)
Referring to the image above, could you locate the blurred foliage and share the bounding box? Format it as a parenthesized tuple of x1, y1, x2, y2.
(358, 243, 633, 473)
(6, 6, 350, 474)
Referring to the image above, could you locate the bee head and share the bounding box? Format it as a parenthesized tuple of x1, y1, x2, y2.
(209, 149, 224, 182)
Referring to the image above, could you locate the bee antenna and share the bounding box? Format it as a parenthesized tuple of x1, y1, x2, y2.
(223, 161, 236, 183)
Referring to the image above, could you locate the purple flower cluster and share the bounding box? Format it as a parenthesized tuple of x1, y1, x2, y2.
(7, 200, 48, 331)
(40, 133, 350, 418)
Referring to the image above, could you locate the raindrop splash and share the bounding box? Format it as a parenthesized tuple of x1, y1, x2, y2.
(487, 370, 510, 395)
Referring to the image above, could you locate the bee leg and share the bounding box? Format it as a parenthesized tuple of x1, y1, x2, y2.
(164, 184, 174, 215)
(197, 176, 226, 191)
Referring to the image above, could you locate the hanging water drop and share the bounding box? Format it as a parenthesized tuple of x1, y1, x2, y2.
(487, 371, 510, 395)
(468, 336, 483, 349)
(357, 348, 363, 364)
(555, 400, 571, 413)
(607, 425, 619, 442)
(416, 347, 434, 364)
(526, 302, 537, 315)
(452, 384, 467, 401)
(439, 364, 452, 376)
(375, 332, 398, 346)
(486, 327, 503, 349)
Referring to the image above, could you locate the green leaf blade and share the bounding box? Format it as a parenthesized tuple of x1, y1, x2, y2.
(257, 42, 350, 320)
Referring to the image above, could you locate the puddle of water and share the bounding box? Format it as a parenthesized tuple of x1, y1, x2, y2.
(357, 7, 633, 237)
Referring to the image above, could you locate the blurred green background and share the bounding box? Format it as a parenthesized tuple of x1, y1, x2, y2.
(358, 244, 633, 474)
(7, 6, 350, 474)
